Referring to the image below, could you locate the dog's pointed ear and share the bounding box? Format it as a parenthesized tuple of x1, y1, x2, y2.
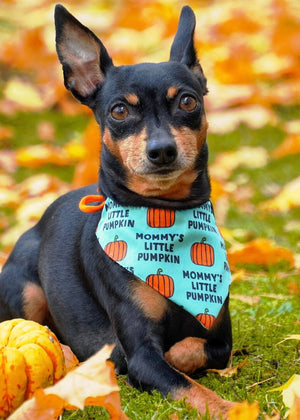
(169, 6, 207, 94)
(54, 4, 113, 106)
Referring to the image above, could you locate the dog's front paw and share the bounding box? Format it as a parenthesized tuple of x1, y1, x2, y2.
(165, 337, 207, 374)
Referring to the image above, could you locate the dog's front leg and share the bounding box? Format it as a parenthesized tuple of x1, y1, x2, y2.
(107, 279, 235, 418)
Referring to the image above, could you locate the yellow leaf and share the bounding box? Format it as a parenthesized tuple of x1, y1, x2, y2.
(16, 145, 70, 168)
(228, 400, 259, 420)
(0, 188, 19, 209)
(260, 177, 300, 212)
(270, 374, 300, 409)
(277, 335, 300, 344)
(15, 193, 62, 223)
(64, 140, 87, 161)
(4, 79, 44, 111)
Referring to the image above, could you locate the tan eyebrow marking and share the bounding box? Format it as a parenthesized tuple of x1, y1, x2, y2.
(124, 93, 139, 105)
(167, 86, 179, 100)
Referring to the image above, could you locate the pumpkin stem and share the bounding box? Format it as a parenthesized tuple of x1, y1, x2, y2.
(114, 235, 119, 241)
(205, 308, 209, 314)
(201, 237, 207, 243)
(157, 268, 163, 275)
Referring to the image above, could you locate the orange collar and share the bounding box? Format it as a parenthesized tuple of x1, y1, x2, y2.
(79, 194, 106, 213)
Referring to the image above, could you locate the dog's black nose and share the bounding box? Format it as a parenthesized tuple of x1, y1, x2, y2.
(146, 140, 178, 165)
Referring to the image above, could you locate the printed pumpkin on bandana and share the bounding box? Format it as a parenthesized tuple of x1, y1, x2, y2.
(96, 197, 231, 328)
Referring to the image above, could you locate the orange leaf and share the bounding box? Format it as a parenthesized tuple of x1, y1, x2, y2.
(227, 238, 295, 268)
(272, 133, 300, 158)
(0, 126, 13, 140)
(8, 345, 127, 420)
(228, 400, 259, 420)
(72, 118, 101, 188)
(289, 395, 300, 420)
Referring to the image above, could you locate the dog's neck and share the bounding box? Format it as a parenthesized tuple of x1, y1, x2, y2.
(98, 142, 211, 210)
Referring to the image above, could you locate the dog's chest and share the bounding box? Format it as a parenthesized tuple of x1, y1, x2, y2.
(96, 197, 231, 327)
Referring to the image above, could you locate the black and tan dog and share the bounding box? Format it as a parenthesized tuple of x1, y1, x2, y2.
(0, 5, 235, 417)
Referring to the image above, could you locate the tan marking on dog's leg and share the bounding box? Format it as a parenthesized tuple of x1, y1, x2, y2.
(22, 283, 48, 323)
(165, 337, 207, 374)
(131, 280, 168, 322)
(173, 375, 235, 419)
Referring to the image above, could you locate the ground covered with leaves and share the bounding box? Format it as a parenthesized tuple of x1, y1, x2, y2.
(0, 0, 299, 419)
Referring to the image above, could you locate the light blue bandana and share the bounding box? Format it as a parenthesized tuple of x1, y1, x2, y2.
(96, 197, 231, 328)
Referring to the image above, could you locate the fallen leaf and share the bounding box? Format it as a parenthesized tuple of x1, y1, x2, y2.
(0, 187, 19, 208)
(0, 126, 14, 140)
(231, 270, 247, 282)
(0, 150, 17, 173)
(15, 193, 64, 223)
(210, 147, 269, 181)
(8, 345, 128, 420)
(37, 121, 55, 142)
(16, 144, 70, 168)
(272, 133, 300, 158)
(60, 344, 79, 373)
(277, 335, 300, 345)
(208, 106, 276, 135)
(4, 79, 44, 111)
(207, 358, 248, 377)
(230, 294, 260, 305)
(227, 238, 295, 268)
(287, 282, 299, 295)
(260, 177, 300, 212)
(289, 395, 300, 420)
(72, 118, 101, 187)
(228, 400, 259, 420)
(270, 374, 300, 410)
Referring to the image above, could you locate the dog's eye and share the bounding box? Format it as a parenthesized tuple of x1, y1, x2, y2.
(179, 95, 197, 112)
(111, 104, 129, 120)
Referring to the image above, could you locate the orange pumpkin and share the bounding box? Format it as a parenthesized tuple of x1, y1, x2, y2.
(196, 309, 216, 329)
(147, 208, 175, 228)
(0, 318, 66, 418)
(146, 268, 174, 297)
(191, 238, 214, 266)
(104, 235, 127, 261)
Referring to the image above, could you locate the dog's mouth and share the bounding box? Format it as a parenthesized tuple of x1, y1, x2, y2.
(131, 163, 186, 180)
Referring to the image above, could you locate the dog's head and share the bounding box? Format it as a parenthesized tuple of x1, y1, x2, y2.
(55, 5, 210, 207)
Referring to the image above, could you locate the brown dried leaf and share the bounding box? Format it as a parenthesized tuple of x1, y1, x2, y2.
(207, 358, 248, 378)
